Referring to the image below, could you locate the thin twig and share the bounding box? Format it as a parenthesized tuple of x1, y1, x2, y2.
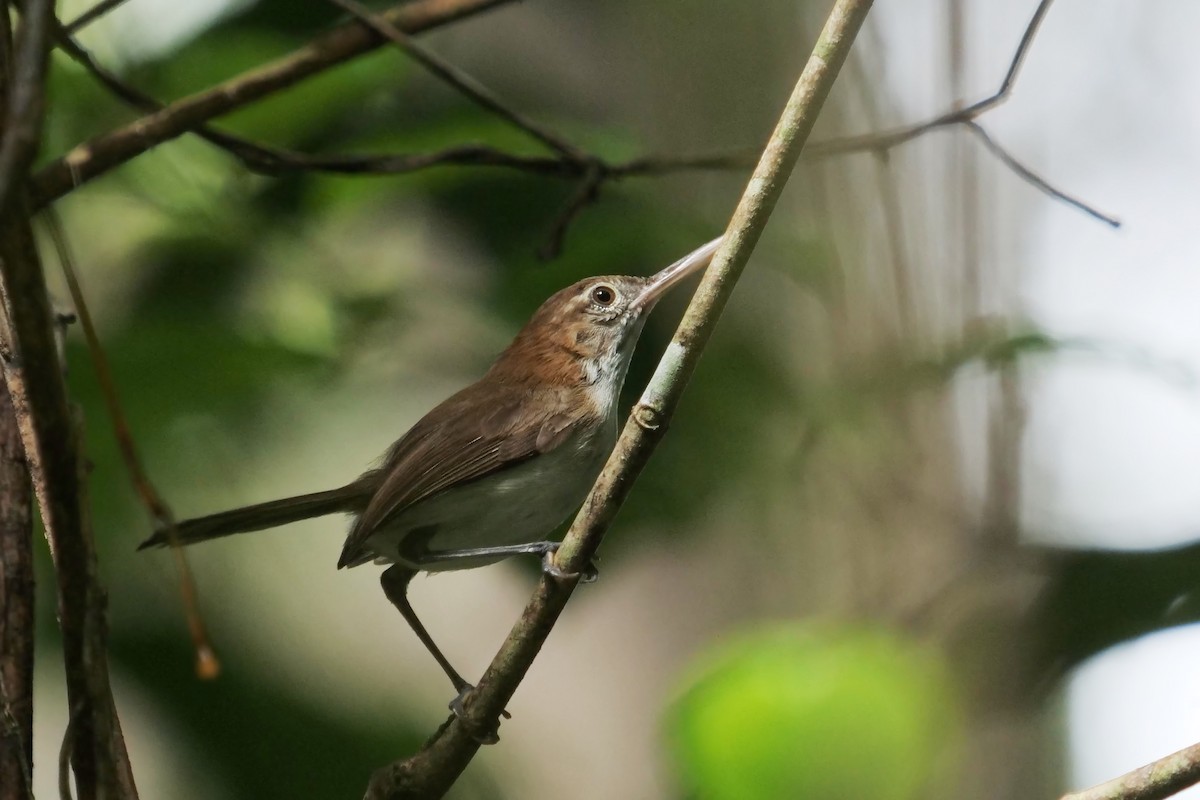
(45, 209, 221, 679)
(49, 28, 763, 184)
(1061, 739, 1200, 800)
(803, 0, 1115, 228)
(30, 0, 522, 207)
(53, 23, 757, 182)
(64, 0, 133, 34)
(964, 121, 1120, 227)
(362, 1, 875, 796)
(537, 160, 605, 260)
(59, 703, 78, 800)
(326, 0, 586, 160)
(49, 15, 758, 257)
(808, 0, 1055, 156)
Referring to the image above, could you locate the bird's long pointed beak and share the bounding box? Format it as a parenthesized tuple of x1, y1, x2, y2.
(633, 236, 723, 310)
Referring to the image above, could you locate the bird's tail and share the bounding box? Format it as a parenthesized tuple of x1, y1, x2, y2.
(137, 483, 370, 550)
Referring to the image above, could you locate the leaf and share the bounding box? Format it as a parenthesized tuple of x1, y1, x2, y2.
(667, 624, 959, 800)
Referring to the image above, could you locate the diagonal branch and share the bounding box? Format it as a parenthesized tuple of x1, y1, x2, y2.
(963, 120, 1119, 227)
(1061, 739, 1200, 800)
(64, 0, 132, 34)
(50, 18, 758, 182)
(30, 0, 521, 207)
(362, 0, 876, 796)
(49, 17, 758, 256)
(326, 0, 587, 160)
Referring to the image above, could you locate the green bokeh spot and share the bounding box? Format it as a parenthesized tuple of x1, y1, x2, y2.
(667, 624, 958, 800)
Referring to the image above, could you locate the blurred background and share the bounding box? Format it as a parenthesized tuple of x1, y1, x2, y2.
(25, 0, 1200, 797)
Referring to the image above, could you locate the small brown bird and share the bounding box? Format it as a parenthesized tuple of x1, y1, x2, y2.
(140, 237, 720, 709)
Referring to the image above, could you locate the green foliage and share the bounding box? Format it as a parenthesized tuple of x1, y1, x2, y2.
(666, 625, 959, 800)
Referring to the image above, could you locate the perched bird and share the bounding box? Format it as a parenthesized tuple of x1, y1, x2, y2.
(140, 237, 721, 713)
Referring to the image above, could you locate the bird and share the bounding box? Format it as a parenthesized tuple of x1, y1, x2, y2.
(139, 236, 721, 720)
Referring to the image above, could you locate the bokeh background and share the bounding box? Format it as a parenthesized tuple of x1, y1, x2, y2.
(24, 0, 1200, 797)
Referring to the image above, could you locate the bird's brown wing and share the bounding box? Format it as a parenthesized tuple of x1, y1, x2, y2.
(337, 383, 579, 568)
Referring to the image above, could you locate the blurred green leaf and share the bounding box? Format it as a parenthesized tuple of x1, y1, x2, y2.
(667, 624, 959, 800)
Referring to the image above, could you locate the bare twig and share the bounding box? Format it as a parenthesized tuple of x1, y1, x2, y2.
(49, 15, 757, 257)
(59, 704, 78, 800)
(964, 121, 1119, 227)
(45, 209, 222, 679)
(1061, 740, 1200, 800)
(52, 28, 756, 182)
(326, 0, 586, 160)
(537, 160, 605, 260)
(362, 1, 875, 796)
(30, 0, 521, 206)
(48, 27, 764, 185)
(809, 0, 1055, 156)
(805, 0, 1116, 228)
(64, 0, 133, 34)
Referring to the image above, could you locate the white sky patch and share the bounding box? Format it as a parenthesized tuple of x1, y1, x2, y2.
(1066, 625, 1200, 798)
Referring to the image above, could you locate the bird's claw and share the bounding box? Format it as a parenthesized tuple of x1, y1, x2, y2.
(449, 684, 507, 745)
(541, 546, 598, 583)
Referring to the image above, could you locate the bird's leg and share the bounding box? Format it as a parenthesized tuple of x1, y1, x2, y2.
(379, 565, 503, 744)
(417, 541, 599, 583)
(380, 565, 471, 692)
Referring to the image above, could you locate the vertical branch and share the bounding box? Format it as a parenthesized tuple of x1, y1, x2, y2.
(0, 0, 53, 215)
(0, 8, 35, 798)
(0, 211, 139, 800)
(0, 1, 137, 799)
(0, 376, 34, 800)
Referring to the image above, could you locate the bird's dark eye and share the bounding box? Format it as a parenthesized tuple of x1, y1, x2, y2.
(590, 285, 616, 306)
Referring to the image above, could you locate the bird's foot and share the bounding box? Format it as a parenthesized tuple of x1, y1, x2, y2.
(540, 544, 599, 584)
(449, 683, 508, 745)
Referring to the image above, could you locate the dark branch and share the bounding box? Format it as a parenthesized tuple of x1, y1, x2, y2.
(537, 161, 605, 260)
(0, 0, 53, 215)
(326, 0, 586, 160)
(0, 203, 140, 799)
(0, 380, 35, 800)
(964, 121, 1119, 227)
(30, 0, 522, 207)
(49, 21, 758, 256)
(0, 10, 35, 800)
(64, 0, 132, 34)
(0, 4, 137, 793)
